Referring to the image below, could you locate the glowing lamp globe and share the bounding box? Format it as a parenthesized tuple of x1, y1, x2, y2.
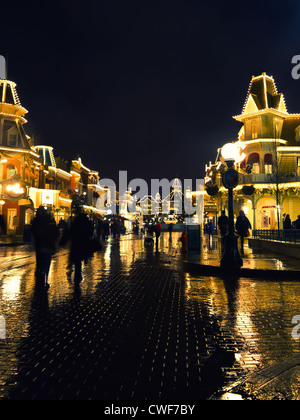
(221, 143, 240, 161)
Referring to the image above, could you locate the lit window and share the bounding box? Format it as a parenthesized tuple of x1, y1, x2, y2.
(265, 164, 272, 174)
(252, 163, 260, 174)
(251, 122, 258, 139)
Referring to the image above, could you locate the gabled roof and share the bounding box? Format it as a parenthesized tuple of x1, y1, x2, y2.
(238, 73, 288, 117)
(0, 80, 22, 106)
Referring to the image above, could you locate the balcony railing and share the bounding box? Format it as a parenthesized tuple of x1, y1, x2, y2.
(252, 229, 300, 243)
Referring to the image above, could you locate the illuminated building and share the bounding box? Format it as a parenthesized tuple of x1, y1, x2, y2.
(0, 78, 41, 235)
(0, 68, 106, 236)
(33, 148, 106, 222)
(205, 72, 300, 230)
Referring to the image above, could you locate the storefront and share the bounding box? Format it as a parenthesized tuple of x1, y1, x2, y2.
(0, 174, 31, 235)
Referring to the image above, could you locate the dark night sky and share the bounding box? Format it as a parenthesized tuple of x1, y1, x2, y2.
(1, 0, 300, 188)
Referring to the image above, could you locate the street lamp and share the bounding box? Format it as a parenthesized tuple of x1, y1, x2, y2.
(220, 142, 243, 268)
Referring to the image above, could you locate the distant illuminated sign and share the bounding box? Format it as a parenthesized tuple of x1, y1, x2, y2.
(6, 184, 25, 195)
(42, 190, 54, 205)
(5, 183, 26, 201)
(0, 175, 28, 202)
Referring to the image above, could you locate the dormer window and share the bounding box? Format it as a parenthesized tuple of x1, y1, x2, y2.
(2, 120, 20, 147)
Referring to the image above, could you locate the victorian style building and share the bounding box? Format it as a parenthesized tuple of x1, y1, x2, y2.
(0, 73, 105, 237)
(205, 72, 300, 230)
(0, 78, 41, 235)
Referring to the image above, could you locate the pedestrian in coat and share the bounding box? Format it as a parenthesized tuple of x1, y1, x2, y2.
(31, 206, 59, 288)
(283, 214, 292, 230)
(218, 211, 229, 237)
(154, 223, 162, 250)
(293, 215, 300, 230)
(235, 210, 251, 255)
(68, 209, 93, 285)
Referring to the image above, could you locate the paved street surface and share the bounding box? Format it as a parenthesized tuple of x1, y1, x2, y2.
(0, 233, 300, 400)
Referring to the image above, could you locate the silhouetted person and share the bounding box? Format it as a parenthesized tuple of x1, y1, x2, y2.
(293, 215, 300, 230)
(154, 222, 162, 250)
(283, 214, 292, 230)
(111, 221, 119, 239)
(168, 223, 174, 240)
(31, 206, 59, 288)
(68, 208, 93, 285)
(218, 210, 228, 237)
(207, 219, 215, 249)
(0, 213, 5, 238)
(103, 221, 110, 240)
(96, 219, 103, 240)
(236, 210, 251, 255)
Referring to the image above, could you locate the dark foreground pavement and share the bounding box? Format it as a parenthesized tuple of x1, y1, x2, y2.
(0, 233, 300, 400)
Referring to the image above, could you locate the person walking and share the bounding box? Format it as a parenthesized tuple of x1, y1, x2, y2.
(168, 223, 174, 240)
(68, 208, 93, 286)
(207, 219, 215, 249)
(154, 222, 162, 250)
(235, 210, 251, 255)
(31, 206, 59, 288)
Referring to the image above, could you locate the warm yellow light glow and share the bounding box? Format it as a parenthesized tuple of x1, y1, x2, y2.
(242, 206, 249, 215)
(243, 139, 287, 145)
(0, 146, 40, 158)
(6, 184, 24, 195)
(277, 147, 300, 152)
(221, 143, 241, 161)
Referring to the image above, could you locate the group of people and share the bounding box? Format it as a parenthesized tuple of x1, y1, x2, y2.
(32, 206, 98, 289)
(96, 219, 127, 241)
(283, 214, 300, 230)
(216, 209, 252, 255)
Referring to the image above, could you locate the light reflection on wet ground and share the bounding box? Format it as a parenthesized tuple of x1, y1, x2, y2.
(0, 233, 299, 399)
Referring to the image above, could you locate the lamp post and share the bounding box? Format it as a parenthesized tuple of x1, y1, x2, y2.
(220, 143, 243, 268)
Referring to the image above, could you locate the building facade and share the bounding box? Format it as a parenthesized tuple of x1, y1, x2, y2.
(0, 79, 41, 235)
(205, 73, 300, 230)
(0, 74, 105, 237)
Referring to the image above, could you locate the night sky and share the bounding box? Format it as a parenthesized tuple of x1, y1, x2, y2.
(1, 0, 300, 188)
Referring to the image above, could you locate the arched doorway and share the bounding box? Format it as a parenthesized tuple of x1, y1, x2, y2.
(256, 197, 277, 229)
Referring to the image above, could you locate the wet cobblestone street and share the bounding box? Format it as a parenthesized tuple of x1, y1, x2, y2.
(0, 233, 300, 400)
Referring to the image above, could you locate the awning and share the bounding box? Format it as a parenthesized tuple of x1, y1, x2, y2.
(264, 153, 273, 164)
(18, 198, 34, 208)
(247, 153, 260, 164)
